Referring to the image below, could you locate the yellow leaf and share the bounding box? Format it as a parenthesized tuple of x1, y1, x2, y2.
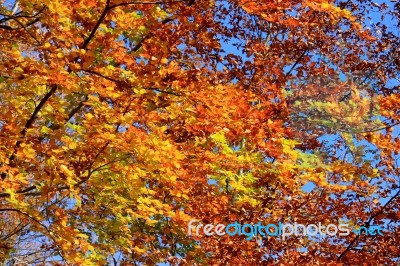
(133, 246, 146, 254)
(68, 142, 77, 149)
(23, 145, 36, 159)
(77, 233, 89, 239)
(321, 2, 332, 9)
(60, 165, 74, 177)
(86, 113, 94, 120)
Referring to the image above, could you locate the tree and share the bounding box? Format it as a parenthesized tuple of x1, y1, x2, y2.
(0, 0, 399, 264)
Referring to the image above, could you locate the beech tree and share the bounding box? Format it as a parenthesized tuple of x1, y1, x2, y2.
(0, 0, 399, 264)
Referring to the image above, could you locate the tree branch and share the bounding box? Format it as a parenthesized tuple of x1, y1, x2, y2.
(109, 0, 185, 9)
(0, 6, 45, 24)
(81, 0, 111, 49)
(284, 47, 309, 80)
(338, 188, 400, 261)
(0, 208, 66, 262)
(1, 85, 57, 180)
(83, 69, 182, 96)
(131, 0, 195, 52)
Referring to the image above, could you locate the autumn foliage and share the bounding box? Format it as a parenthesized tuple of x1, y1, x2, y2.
(0, 0, 399, 264)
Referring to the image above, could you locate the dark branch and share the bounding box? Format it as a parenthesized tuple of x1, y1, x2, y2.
(81, 0, 111, 49)
(0, 208, 67, 261)
(1, 85, 57, 180)
(151, 88, 182, 96)
(0, 185, 37, 198)
(21, 85, 57, 136)
(0, 6, 45, 24)
(82, 0, 185, 50)
(67, 96, 89, 121)
(284, 47, 309, 79)
(83, 69, 125, 84)
(131, 0, 195, 52)
(338, 188, 400, 261)
(109, 0, 185, 9)
(83, 69, 182, 96)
